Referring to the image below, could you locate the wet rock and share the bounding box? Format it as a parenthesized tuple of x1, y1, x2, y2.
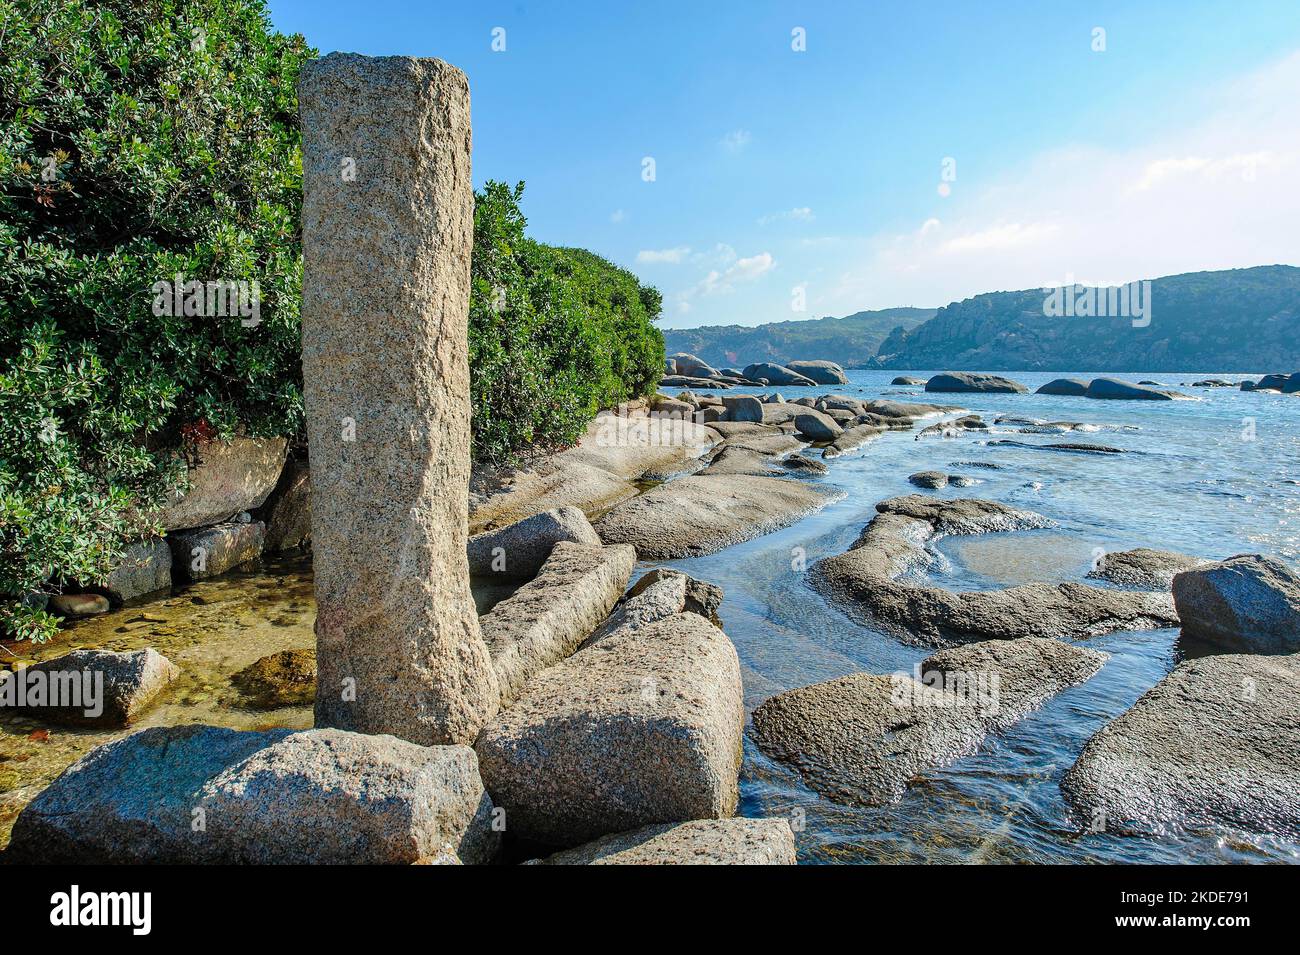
(908, 471, 949, 489)
(1036, 378, 1090, 396)
(1087, 548, 1207, 589)
(794, 410, 843, 440)
(822, 424, 886, 458)
(258, 458, 312, 553)
(722, 394, 763, 422)
(891, 376, 926, 386)
(481, 542, 636, 705)
(811, 496, 1179, 644)
(46, 593, 110, 618)
(988, 440, 1124, 454)
(526, 818, 796, 865)
(918, 414, 987, 438)
(752, 638, 1108, 807)
(1085, 377, 1182, 400)
(787, 359, 848, 385)
(230, 648, 316, 709)
(782, 454, 829, 474)
(925, 373, 1028, 394)
(475, 611, 744, 847)
(861, 398, 957, 421)
(1255, 373, 1291, 391)
(158, 436, 288, 531)
(467, 505, 601, 581)
(1171, 555, 1300, 653)
(6, 726, 499, 864)
(742, 362, 816, 387)
(595, 474, 837, 559)
(167, 520, 265, 581)
(1061, 653, 1300, 839)
(97, 539, 173, 604)
(5, 648, 179, 727)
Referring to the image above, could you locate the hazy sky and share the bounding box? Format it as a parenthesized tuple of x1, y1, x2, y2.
(270, 0, 1300, 329)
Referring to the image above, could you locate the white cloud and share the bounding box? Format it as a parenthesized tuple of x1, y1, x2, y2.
(636, 246, 691, 264)
(938, 221, 1060, 254)
(676, 250, 776, 310)
(721, 129, 752, 152)
(610, 209, 626, 223)
(759, 206, 814, 225)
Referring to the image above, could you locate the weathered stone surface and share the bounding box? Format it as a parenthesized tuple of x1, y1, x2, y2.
(621, 567, 723, 623)
(158, 436, 288, 531)
(742, 362, 816, 386)
(46, 593, 109, 618)
(988, 439, 1124, 454)
(782, 453, 829, 474)
(1171, 555, 1300, 653)
(6, 727, 499, 864)
(475, 612, 744, 847)
(822, 424, 886, 458)
(1085, 377, 1181, 400)
(168, 520, 265, 581)
(794, 410, 843, 440)
(1061, 654, 1300, 838)
(699, 446, 782, 477)
(811, 496, 1179, 644)
(925, 372, 1027, 394)
(721, 394, 763, 422)
(668, 352, 719, 379)
(908, 470, 949, 489)
(752, 638, 1107, 807)
(258, 458, 312, 552)
(97, 539, 173, 604)
(5, 648, 179, 727)
(1036, 378, 1090, 396)
(787, 359, 848, 385)
(230, 648, 316, 709)
(480, 542, 636, 705)
(467, 506, 601, 581)
(594, 475, 838, 559)
(1087, 547, 1207, 589)
(918, 414, 987, 438)
(299, 53, 498, 745)
(861, 398, 957, 420)
(526, 818, 796, 865)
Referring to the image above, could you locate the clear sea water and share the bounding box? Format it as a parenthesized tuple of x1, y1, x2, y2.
(659, 369, 1299, 864)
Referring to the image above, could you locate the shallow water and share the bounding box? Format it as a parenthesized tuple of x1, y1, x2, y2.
(2, 369, 1296, 862)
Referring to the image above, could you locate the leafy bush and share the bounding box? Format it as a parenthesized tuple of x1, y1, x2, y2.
(469, 181, 664, 465)
(0, 0, 311, 640)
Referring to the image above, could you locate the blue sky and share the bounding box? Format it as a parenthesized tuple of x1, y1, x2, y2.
(269, 0, 1300, 328)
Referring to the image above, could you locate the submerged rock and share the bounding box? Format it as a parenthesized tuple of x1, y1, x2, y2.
(6, 726, 500, 864)
(1087, 547, 1207, 590)
(526, 818, 796, 865)
(891, 376, 927, 386)
(475, 612, 744, 847)
(822, 424, 886, 458)
(1171, 555, 1300, 653)
(46, 593, 110, 618)
(230, 648, 316, 709)
(594, 475, 837, 559)
(1061, 653, 1300, 839)
(466, 505, 601, 581)
(988, 440, 1125, 454)
(751, 638, 1107, 807)
(925, 373, 1027, 394)
(6, 648, 179, 727)
(908, 471, 950, 489)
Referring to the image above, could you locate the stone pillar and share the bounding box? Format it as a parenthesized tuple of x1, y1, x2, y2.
(298, 54, 498, 745)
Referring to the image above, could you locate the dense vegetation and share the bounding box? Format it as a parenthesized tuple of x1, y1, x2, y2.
(0, 0, 662, 641)
(873, 266, 1300, 372)
(662, 307, 934, 370)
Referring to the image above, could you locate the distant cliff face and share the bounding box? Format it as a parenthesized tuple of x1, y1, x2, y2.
(662, 307, 935, 369)
(872, 266, 1300, 372)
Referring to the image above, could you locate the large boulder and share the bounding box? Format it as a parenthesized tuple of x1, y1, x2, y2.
(466, 506, 601, 581)
(526, 818, 796, 865)
(257, 458, 312, 553)
(721, 394, 763, 423)
(925, 373, 1027, 394)
(1061, 653, 1300, 838)
(1086, 547, 1207, 590)
(891, 376, 926, 386)
(6, 727, 500, 864)
(1036, 378, 1090, 396)
(668, 352, 719, 379)
(157, 436, 288, 531)
(5, 648, 179, 727)
(742, 362, 817, 387)
(786, 359, 848, 385)
(96, 539, 173, 604)
(475, 612, 744, 847)
(794, 410, 843, 440)
(1256, 373, 1291, 391)
(594, 475, 838, 559)
(1171, 555, 1300, 653)
(1085, 377, 1180, 400)
(480, 542, 636, 705)
(167, 520, 265, 581)
(752, 638, 1107, 807)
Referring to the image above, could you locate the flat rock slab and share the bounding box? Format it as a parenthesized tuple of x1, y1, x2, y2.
(168, 520, 265, 581)
(467, 505, 601, 581)
(480, 542, 636, 705)
(6, 727, 499, 864)
(158, 436, 288, 531)
(4, 648, 179, 727)
(1061, 653, 1300, 838)
(595, 475, 838, 559)
(1171, 554, 1300, 653)
(822, 424, 886, 458)
(752, 638, 1107, 807)
(526, 818, 796, 865)
(1087, 547, 1207, 590)
(475, 612, 744, 847)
